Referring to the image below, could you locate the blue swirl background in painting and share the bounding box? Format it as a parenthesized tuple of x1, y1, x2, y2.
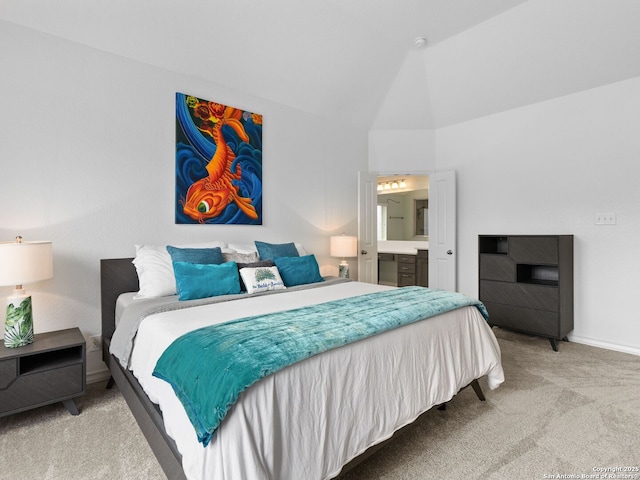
(175, 92, 262, 224)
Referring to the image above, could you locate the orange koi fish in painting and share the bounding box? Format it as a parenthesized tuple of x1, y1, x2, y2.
(180, 98, 259, 223)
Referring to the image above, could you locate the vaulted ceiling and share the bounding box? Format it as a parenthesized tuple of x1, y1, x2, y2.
(2, 0, 640, 129)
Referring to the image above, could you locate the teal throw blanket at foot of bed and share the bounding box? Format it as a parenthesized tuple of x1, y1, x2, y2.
(152, 286, 488, 446)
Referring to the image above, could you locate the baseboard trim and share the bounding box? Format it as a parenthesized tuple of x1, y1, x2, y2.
(87, 366, 111, 385)
(569, 335, 640, 357)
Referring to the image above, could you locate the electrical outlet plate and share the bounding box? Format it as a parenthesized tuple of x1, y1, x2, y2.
(88, 335, 102, 352)
(594, 213, 616, 225)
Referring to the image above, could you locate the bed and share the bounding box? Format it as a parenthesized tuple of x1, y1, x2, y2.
(101, 246, 504, 480)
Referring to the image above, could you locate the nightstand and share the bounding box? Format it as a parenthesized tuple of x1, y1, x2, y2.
(0, 327, 86, 416)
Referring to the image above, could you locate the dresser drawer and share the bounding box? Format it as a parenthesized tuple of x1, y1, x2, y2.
(508, 236, 558, 264)
(484, 302, 560, 338)
(479, 255, 515, 282)
(396, 254, 416, 264)
(398, 262, 416, 274)
(397, 273, 416, 287)
(480, 280, 558, 312)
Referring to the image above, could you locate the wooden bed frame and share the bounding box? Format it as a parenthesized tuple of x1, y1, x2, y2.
(100, 258, 187, 480)
(100, 257, 486, 480)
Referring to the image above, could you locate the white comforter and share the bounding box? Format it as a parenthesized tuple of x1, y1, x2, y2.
(122, 281, 504, 480)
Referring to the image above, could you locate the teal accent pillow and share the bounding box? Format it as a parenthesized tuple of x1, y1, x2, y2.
(274, 254, 324, 287)
(173, 261, 242, 301)
(255, 241, 299, 261)
(166, 245, 224, 265)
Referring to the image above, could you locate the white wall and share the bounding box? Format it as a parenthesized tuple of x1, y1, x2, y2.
(368, 129, 436, 174)
(436, 76, 640, 355)
(0, 22, 367, 379)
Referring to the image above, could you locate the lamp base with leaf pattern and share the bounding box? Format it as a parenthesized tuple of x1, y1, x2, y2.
(338, 262, 350, 279)
(4, 294, 34, 348)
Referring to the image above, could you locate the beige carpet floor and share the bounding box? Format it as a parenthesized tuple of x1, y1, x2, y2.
(1, 328, 639, 480)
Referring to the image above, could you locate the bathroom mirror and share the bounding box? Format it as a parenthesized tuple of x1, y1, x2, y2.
(415, 199, 428, 236)
(376, 175, 429, 241)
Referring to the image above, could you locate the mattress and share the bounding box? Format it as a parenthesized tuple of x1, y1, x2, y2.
(111, 280, 504, 480)
(115, 292, 136, 327)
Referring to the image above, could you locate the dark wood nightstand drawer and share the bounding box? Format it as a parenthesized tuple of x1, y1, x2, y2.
(0, 358, 17, 389)
(0, 364, 84, 414)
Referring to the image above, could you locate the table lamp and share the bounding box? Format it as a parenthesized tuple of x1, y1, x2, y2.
(330, 234, 357, 279)
(0, 236, 53, 348)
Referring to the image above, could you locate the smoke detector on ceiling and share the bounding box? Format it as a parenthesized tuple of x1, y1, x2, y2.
(414, 36, 427, 48)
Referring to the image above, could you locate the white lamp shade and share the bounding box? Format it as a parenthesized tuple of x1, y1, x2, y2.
(0, 240, 53, 287)
(330, 235, 357, 258)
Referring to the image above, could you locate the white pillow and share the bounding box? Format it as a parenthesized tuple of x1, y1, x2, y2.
(239, 266, 286, 294)
(132, 242, 228, 298)
(295, 243, 307, 256)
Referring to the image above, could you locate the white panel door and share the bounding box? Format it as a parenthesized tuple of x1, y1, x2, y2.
(357, 171, 377, 283)
(428, 171, 457, 291)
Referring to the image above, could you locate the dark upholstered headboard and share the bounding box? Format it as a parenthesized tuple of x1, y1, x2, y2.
(100, 258, 138, 359)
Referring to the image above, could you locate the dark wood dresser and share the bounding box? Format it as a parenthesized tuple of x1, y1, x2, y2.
(478, 235, 574, 351)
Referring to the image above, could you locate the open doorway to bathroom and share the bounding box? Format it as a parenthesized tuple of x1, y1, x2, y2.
(376, 175, 429, 286)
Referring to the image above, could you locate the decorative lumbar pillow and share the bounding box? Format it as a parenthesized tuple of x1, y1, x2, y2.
(274, 254, 324, 287)
(235, 260, 275, 291)
(172, 261, 242, 301)
(254, 241, 300, 261)
(166, 245, 224, 265)
(239, 266, 286, 294)
(132, 242, 226, 298)
(222, 251, 259, 264)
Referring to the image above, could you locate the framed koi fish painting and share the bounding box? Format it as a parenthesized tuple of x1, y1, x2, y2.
(175, 92, 262, 224)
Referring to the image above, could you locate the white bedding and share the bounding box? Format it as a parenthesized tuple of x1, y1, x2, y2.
(114, 292, 137, 327)
(118, 281, 504, 480)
